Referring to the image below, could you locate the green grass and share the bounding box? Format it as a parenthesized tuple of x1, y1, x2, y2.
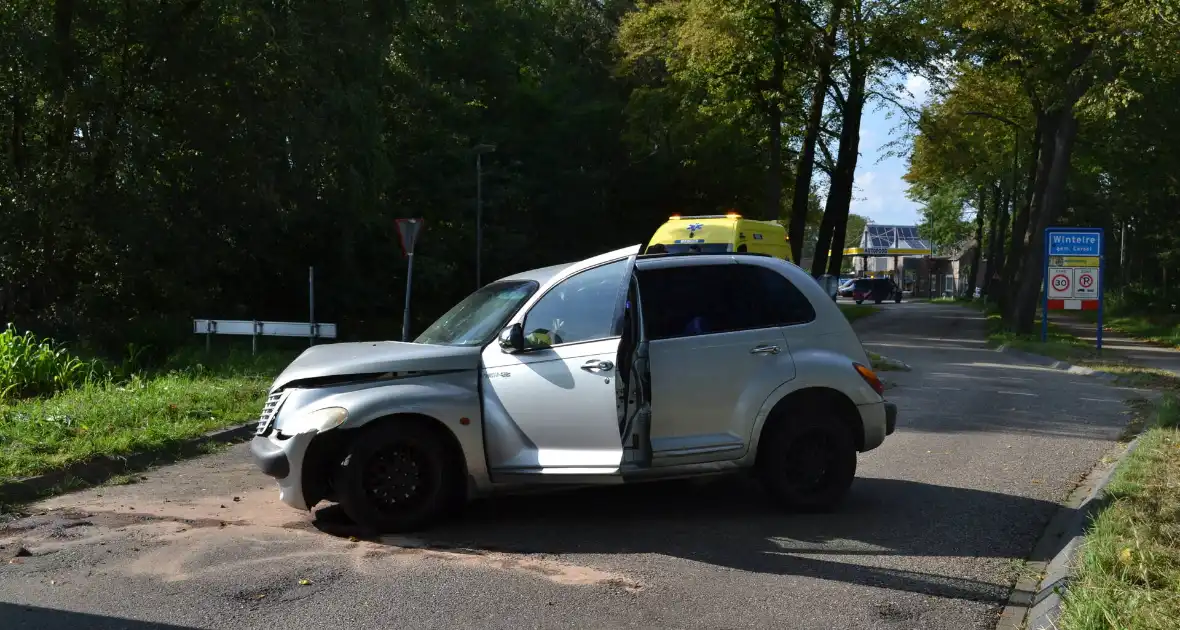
(0, 371, 272, 481)
(839, 303, 877, 323)
(0, 324, 107, 400)
(1075, 310, 1180, 349)
(1058, 395, 1180, 630)
(0, 347, 296, 482)
(944, 301, 1180, 390)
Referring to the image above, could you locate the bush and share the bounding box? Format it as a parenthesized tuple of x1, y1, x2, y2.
(0, 324, 105, 400)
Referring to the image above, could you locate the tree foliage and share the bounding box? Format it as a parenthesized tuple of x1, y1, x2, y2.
(3, 0, 1178, 352)
(908, 0, 1180, 329)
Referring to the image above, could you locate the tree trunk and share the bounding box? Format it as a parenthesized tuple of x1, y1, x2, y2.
(827, 209, 851, 277)
(1011, 110, 1081, 333)
(1002, 112, 1049, 322)
(763, 1, 787, 221)
(788, 0, 843, 263)
(766, 102, 783, 221)
(982, 181, 1002, 296)
(994, 181, 1011, 289)
(966, 187, 986, 299)
(812, 63, 866, 277)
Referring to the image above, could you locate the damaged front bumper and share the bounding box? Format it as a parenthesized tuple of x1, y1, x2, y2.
(250, 431, 318, 511)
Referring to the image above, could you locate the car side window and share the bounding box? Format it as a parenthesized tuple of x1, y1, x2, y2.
(522, 259, 629, 349)
(638, 264, 815, 340)
(748, 265, 816, 325)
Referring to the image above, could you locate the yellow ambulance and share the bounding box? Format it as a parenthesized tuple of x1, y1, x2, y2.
(644, 213, 791, 260)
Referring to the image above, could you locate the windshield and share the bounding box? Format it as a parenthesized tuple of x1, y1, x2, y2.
(415, 280, 538, 347)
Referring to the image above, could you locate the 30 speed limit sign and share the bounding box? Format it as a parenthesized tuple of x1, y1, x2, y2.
(1047, 267, 1073, 299)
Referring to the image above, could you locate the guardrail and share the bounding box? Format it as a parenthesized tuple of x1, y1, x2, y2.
(193, 319, 337, 354)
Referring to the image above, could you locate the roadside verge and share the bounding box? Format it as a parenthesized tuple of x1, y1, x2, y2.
(992, 332, 1179, 629)
(0, 421, 255, 506)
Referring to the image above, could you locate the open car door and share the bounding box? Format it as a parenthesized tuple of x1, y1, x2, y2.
(481, 248, 638, 483)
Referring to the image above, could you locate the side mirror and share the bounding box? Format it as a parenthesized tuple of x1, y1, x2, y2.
(498, 323, 524, 353)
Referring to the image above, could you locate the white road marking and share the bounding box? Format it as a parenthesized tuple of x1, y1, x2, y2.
(997, 390, 1038, 397)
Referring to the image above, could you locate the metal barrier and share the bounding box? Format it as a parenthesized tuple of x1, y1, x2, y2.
(193, 319, 337, 354)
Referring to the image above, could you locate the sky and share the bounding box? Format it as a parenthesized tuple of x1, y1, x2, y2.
(847, 72, 931, 227)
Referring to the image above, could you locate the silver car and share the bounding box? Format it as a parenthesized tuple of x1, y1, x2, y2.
(250, 245, 897, 532)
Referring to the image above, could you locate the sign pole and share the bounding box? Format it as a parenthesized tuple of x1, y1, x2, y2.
(308, 266, 315, 347)
(402, 253, 415, 342)
(395, 218, 425, 343)
(1041, 228, 1049, 343)
(1098, 247, 1105, 351)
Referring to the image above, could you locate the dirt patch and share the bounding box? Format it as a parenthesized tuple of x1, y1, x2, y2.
(10, 445, 644, 594)
(370, 535, 644, 592)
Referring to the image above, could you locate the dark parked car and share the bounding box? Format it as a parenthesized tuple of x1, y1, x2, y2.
(852, 278, 901, 304)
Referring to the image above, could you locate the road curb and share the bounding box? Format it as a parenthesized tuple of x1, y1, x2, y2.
(995, 437, 1140, 630)
(0, 421, 255, 505)
(994, 344, 1119, 382)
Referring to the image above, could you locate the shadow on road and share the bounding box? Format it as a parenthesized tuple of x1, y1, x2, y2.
(312, 474, 1056, 603)
(0, 602, 201, 629)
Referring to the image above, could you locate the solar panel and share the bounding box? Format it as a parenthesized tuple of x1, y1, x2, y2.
(855, 224, 932, 254)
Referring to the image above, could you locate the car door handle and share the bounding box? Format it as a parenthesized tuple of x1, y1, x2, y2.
(750, 345, 780, 355)
(581, 360, 614, 372)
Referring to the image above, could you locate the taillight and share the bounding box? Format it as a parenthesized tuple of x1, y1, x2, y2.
(854, 363, 884, 395)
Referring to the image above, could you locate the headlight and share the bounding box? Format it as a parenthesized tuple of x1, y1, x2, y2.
(282, 407, 349, 435)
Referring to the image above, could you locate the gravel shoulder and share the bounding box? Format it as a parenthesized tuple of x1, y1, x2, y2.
(0, 302, 1145, 629)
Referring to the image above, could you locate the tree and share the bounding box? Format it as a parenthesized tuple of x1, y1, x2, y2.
(934, 0, 1180, 332)
(808, 0, 944, 278)
(618, 0, 815, 221)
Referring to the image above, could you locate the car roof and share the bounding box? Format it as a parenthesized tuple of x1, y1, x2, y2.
(497, 262, 574, 285)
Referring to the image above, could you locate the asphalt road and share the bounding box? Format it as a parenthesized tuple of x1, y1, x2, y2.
(0, 302, 1143, 629)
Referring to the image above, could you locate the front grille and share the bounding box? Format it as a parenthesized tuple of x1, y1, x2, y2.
(255, 391, 287, 436)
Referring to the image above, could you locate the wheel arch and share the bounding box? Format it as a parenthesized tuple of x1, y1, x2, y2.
(753, 387, 864, 466)
(302, 412, 470, 509)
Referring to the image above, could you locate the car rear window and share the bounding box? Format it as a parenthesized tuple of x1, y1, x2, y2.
(646, 243, 731, 254)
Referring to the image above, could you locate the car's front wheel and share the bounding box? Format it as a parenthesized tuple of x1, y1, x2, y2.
(333, 422, 458, 533)
(757, 412, 857, 512)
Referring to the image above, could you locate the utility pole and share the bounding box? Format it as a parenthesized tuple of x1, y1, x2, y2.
(474, 143, 497, 289)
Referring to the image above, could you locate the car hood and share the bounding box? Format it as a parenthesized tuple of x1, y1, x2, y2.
(270, 341, 482, 392)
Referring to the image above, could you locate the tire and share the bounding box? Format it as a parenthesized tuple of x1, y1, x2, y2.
(757, 411, 857, 512)
(874, 298, 883, 304)
(855, 300, 863, 305)
(333, 422, 460, 533)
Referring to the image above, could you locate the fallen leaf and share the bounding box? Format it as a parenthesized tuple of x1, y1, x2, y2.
(348, 536, 359, 542)
(298, 579, 311, 586)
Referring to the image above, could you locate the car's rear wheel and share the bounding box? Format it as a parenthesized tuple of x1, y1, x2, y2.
(758, 412, 856, 512)
(333, 422, 458, 533)
(855, 299, 864, 304)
